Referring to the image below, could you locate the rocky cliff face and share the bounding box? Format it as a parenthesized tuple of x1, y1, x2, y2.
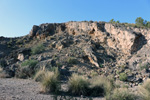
(0, 21, 150, 87)
(30, 21, 150, 55)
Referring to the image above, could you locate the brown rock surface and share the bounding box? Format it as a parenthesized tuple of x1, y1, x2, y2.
(29, 21, 149, 55)
(0, 21, 150, 99)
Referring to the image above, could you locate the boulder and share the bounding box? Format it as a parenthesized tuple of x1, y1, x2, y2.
(29, 25, 39, 37)
(55, 41, 64, 50)
(17, 53, 24, 61)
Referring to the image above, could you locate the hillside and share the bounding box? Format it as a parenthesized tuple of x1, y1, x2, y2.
(0, 21, 150, 99)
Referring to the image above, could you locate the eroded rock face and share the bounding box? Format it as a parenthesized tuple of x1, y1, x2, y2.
(1, 21, 150, 87)
(105, 24, 148, 54)
(23, 21, 149, 69)
(84, 45, 99, 68)
(29, 25, 39, 37)
(30, 23, 66, 39)
(28, 22, 150, 68)
(29, 21, 150, 55)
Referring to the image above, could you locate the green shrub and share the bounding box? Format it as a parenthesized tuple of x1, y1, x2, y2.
(107, 88, 137, 100)
(42, 71, 60, 93)
(146, 21, 150, 28)
(119, 73, 127, 81)
(109, 19, 120, 24)
(110, 19, 115, 23)
(21, 60, 38, 68)
(89, 76, 114, 96)
(31, 43, 45, 55)
(139, 79, 150, 100)
(17, 60, 38, 78)
(68, 73, 89, 95)
(135, 17, 150, 28)
(135, 17, 144, 27)
(16, 66, 33, 78)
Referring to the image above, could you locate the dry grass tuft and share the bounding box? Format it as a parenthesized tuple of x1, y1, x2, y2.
(42, 71, 60, 93)
(139, 79, 150, 100)
(36, 67, 61, 93)
(107, 88, 137, 100)
(68, 73, 89, 96)
(34, 70, 45, 82)
(89, 76, 114, 96)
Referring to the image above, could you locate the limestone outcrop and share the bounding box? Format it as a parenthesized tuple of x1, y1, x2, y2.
(1, 21, 150, 88)
(29, 21, 150, 55)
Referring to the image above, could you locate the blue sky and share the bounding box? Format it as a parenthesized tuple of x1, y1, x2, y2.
(0, 0, 150, 37)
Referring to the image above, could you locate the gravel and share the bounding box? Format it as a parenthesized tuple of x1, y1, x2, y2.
(0, 78, 105, 100)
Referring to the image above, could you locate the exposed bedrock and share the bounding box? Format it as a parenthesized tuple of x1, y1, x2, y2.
(29, 21, 150, 55)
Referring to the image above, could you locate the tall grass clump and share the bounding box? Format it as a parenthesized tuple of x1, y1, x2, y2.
(89, 76, 114, 96)
(42, 71, 60, 93)
(139, 79, 150, 100)
(34, 70, 45, 82)
(107, 88, 137, 100)
(50, 67, 60, 77)
(31, 43, 45, 55)
(36, 67, 60, 93)
(34, 67, 60, 82)
(68, 73, 89, 96)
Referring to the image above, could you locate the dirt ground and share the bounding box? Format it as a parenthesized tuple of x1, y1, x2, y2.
(0, 78, 105, 100)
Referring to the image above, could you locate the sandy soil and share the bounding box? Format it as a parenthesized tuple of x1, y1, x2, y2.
(0, 78, 105, 100)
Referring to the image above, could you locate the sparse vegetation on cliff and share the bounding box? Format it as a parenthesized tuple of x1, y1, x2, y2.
(110, 17, 150, 28)
(21, 59, 38, 68)
(31, 43, 45, 55)
(0, 20, 150, 99)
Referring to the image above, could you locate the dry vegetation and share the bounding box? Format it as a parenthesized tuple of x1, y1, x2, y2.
(106, 88, 137, 100)
(68, 74, 89, 96)
(139, 79, 150, 100)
